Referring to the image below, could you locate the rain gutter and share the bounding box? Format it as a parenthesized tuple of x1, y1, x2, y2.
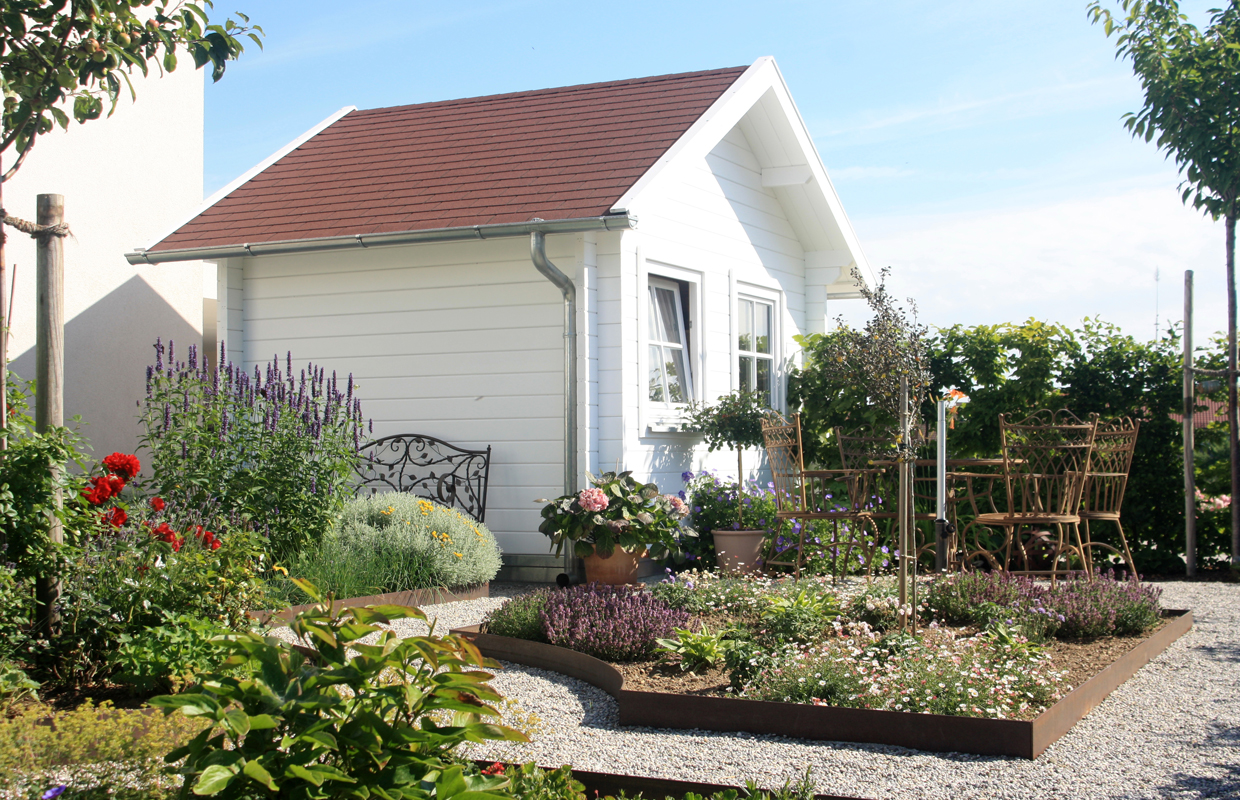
(125, 213, 636, 265)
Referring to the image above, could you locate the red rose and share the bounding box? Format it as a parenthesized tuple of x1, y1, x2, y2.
(101, 452, 141, 481)
(150, 497, 166, 512)
(106, 475, 125, 496)
(482, 763, 505, 776)
(82, 476, 116, 505)
(103, 507, 127, 528)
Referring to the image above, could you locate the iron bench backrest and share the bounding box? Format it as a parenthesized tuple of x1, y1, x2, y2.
(356, 434, 492, 522)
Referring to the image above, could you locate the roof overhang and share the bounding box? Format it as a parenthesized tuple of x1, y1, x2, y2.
(609, 56, 874, 297)
(126, 213, 637, 265)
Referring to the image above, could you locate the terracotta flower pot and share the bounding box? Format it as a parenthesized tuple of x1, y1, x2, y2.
(713, 530, 766, 574)
(582, 548, 646, 585)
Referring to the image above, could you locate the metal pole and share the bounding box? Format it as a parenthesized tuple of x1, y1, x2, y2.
(898, 375, 909, 631)
(1229, 214, 1239, 568)
(935, 399, 948, 572)
(1184, 270, 1196, 577)
(34, 194, 64, 637)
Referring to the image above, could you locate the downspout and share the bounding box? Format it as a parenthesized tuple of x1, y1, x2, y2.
(530, 231, 579, 581)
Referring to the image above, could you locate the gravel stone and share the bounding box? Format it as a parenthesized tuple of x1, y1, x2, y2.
(272, 581, 1240, 800)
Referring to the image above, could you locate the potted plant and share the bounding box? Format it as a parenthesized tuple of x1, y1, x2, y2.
(538, 471, 691, 585)
(684, 391, 772, 573)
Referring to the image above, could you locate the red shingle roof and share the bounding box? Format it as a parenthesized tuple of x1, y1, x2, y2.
(152, 66, 748, 253)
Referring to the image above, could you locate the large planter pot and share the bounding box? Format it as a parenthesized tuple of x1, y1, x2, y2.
(713, 529, 766, 574)
(583, 548, 646, 585)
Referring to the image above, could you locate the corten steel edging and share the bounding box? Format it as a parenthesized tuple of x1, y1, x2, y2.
(453, 610, 1192, 760)
(471, 762, 869, 800)
(1029, 609, 1193, 757)
(252, 582, 489, 625)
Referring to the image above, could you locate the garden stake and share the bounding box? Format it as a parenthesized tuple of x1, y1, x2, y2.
(1183, 269, 1197, 577)
(898, 375, 908, 631)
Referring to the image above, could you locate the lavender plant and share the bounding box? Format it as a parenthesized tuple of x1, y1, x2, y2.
(539, 584, 690, 662)
(138, 340, 370, 558)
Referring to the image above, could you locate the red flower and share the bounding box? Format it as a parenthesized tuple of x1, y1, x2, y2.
(151, 522, 184, 551)
(150, 497, 166, 512)
(193, 525, 222, 551)
(103, 507, 127, 528)
(102, 452, 141, 481)
(481, 763, 505, 776)
(82, 476, 117, 506)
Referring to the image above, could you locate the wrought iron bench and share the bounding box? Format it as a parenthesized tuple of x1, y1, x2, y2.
(355, 434, 492, 522)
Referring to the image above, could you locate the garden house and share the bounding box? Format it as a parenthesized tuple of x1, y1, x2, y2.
(127, 56, 871, 577)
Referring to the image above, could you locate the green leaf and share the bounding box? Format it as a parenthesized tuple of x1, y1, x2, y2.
(193, 764, 238, 795)
(243, 758, 279, 790)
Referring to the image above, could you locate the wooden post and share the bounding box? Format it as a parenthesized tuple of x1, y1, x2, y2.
(1184, 270, 1197, 577)
(34, 193, 64, 637)
(0, 166, 7, 453)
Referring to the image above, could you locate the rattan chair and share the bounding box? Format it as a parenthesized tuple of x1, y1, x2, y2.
(1078, 418, 1139, 575)
(760, 412, 884, 579)
(956, 409, 1098, 581)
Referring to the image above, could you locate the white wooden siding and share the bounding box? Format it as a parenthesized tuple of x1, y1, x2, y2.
(234, 235, 578, 556)
(620, 124, 807, 494)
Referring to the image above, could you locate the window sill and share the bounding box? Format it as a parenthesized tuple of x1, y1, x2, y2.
(644, 407, 699, 436)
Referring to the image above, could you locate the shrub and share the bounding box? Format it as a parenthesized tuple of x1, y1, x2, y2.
(844, 584, 908, 633)
(0, 565, 31, 663)
(655, 625, 733, 671)
(490, 763, 585, 800)
(484, 590, 551, 641)
(109, 614, 233, 694)
(1050, 572, 1162, 639)
(272, 493, 502, 604)
(758, 588, 840, 644)
(153, 580, 524, 799)
(0, 661, 39, 711)
(0, 700, 209, 792)
(139, 341, 369, 559)
(540, 584, 690, 662)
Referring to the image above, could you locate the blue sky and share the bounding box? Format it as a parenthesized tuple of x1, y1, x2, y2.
(204, 1, 1228, 341)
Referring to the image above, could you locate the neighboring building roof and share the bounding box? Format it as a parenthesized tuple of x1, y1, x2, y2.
(1170, 397, 1232, 429)
(149, 66, 748, 254)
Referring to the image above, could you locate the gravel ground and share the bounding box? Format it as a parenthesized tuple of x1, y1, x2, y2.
(273, 581, 1240, 800)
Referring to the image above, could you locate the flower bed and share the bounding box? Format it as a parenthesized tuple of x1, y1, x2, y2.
(464, 571, 1190, 758)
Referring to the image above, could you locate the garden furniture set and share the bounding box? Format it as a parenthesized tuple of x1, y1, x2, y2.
(760, 409, 1139, 580)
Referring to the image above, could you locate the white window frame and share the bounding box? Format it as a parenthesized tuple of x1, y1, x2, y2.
(731, 279, 783, 411)
(640, 259, 703, 433)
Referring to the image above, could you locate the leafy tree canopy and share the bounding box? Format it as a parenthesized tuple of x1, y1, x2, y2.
(0, 0, 262, 182)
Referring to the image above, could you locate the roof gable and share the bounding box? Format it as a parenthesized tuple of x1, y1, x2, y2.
(149, 66, 747, 254)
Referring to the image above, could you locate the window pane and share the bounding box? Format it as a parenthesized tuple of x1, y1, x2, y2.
(757, 358, 771, 402)
(648, 345, 666, 402)
(650, 286, 681, 344)
(738, 299, 753, 352)
(666, 348, 690, 403)
(755, 302, 772, 354)
(739, 355, 753, 393)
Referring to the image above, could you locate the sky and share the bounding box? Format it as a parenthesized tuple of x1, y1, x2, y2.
(203, 0, 1229, 343)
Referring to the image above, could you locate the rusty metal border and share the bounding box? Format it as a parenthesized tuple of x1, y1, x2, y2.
(452, 609, 1191, 760)
(253, 582, 490, 625)
(472, 762, 869, 800)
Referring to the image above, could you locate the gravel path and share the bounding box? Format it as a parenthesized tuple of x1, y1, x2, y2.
(275, 581, 1240, 800)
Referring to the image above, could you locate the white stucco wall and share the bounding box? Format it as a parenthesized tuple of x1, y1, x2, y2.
(217, 235, 574, 556)
(7, 63, 207, 461)
(608, 124, 808, 495)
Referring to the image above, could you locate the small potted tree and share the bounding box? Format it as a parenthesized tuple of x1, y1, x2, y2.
(684, 391, 772, 573)
(538, 471, 690, 584)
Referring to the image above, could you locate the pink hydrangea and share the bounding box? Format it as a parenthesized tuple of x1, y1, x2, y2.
(665, 494, 689, 519)
(578, 487, 610, 512)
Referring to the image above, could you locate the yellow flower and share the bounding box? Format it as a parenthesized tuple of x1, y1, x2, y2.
(453, 552, 462, 558)
(272, 565, 288, 576)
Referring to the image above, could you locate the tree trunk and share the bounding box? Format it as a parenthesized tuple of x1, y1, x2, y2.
(1229, 212, 1239, 569)
(737, 447, 744, 529)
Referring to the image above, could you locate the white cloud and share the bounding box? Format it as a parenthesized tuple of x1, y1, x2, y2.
(833, 176, 1229, 341)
